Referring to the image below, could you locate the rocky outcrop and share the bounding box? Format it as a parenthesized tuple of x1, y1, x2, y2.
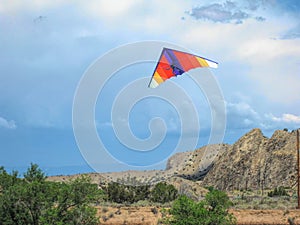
(202, 128, 299, 191)
(168, 144, 230, 180)
(48, 128, 299, 193)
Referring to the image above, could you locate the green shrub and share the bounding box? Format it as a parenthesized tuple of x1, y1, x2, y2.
(107, 182, 150, 204)
(268, 186, 288, 197)
(0, 164, 100, 225)
(150, 182, 178, 203)
(166, 189, 236, 225)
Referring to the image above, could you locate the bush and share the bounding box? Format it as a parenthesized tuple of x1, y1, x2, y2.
(166, 189, 236, 225)
(268, 186, 288, 197)
(150, 182, 178, 203)
(0, 164, 100, 225)
(107, 181, 177, 204)
(107, 182, 150, 204)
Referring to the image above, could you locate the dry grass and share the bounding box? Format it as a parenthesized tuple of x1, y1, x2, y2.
(96, 206, 163, 225)
(229, 189, 298, 210)
(95, 205, 300, 225)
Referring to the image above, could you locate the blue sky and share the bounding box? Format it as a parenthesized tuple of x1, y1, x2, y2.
(0, 0, 300, 175)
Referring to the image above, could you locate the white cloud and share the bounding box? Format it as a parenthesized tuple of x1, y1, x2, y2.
(0, 117, 16, 129)
(83, 0, 138, 21)
(226, 101, 261, 129)
(176, 15, 300, 104)
(1, 0, 299, 128)
(281, 23, 300, 39)
(188, 2, 249, 24)
(267, 113, 300, 123)
(237, 36, 300, 103)
(0, 0, 67, 14)
(227, 101, 259, 118)
(187, 0, 270, 24)
(226, 101, 300, 131)
(238, 35, 300, 61)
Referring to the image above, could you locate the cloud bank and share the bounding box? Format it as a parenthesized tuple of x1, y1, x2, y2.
(227, 101, 300, 131)
(187, 0, 266, 24)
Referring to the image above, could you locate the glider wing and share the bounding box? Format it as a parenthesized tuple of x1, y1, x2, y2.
(148, 48, 218, 88)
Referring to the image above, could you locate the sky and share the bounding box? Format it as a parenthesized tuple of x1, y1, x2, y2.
(0, 0, 300, 175)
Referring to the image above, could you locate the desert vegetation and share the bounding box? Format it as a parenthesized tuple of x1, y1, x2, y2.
(0, 164, 101, 224)
(1, 129, 299, 224)
(162, 188, 236, 225)
(0, 164, 237, 225)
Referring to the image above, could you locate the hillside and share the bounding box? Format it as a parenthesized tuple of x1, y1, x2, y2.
(48, 128, 299, 194)
(203, 128, 298, 191)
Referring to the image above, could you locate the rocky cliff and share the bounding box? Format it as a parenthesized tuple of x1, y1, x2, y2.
(202, 128, 299, 191)
(48, 128, 299, 193)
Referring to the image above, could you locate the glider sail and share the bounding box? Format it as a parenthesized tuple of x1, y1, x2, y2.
(148, 48, 218, 88)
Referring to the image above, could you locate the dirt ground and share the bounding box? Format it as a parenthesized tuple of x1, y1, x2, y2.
(96, 206, 300, 225)
(231, 209, 300, 225)
(96, 206, 162, 225)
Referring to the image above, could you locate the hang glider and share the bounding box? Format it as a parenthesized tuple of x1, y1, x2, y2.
(148, 48, 218, 88)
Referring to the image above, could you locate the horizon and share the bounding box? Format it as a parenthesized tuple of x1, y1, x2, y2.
(2, 127, 293, 176)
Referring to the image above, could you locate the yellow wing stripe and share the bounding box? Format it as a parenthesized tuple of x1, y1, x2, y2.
(196, 57, 209, 67)
(153, 71, 164, 84)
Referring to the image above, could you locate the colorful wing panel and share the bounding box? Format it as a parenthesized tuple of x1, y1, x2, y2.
(148, 48, 218, 88)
